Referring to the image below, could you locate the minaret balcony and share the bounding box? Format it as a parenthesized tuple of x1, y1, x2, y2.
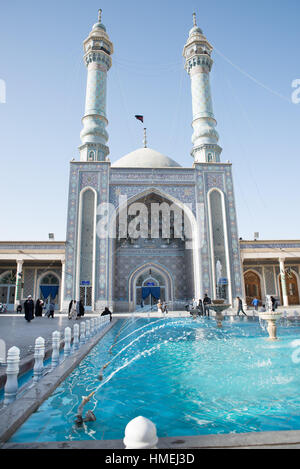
(186, 55, 213, 73)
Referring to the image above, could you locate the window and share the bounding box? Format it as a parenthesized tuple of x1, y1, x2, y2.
(40, 274, 59, 285)
(0, 271, 16, 285)
(88, 150, 95, 161)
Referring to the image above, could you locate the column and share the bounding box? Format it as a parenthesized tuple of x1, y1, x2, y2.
(279, 258, 289, 307)
(14, 259, 23, 310)
(60, 260, 65, 312)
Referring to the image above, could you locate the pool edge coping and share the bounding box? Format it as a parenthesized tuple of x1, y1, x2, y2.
(0, 319, 118, 446)
(2, 429, 300, 449)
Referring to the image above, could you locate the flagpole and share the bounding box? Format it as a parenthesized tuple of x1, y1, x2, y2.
(143, 128, 147, 148)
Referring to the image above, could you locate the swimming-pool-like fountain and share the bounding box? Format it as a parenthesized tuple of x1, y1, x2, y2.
(8, 316, 300, 443)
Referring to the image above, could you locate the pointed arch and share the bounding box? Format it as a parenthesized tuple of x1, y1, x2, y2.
(109, 186, 201, 308)
(207, 187, 232, 304)
(244, 269, 262, 306)
(76, 186, 97, 309)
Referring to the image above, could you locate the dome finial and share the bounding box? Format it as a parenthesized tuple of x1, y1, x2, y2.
(193, 12, 197, 27)
(98, 8, 102, 23)
(143, 128, 147, 148)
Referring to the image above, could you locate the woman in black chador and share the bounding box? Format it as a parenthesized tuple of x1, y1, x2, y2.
(35, 298, 43, 317)
(24, 296, 34, 322)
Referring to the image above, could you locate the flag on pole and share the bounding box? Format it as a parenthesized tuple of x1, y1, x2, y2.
(135, 115, 144, 123)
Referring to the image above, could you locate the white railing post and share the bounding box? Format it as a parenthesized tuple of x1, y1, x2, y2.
(80, 322, 86, 345)
(123, 416, 158, 449)
(85, 320, 91, 341)
(3, 346, 20, 406)
(64, 327, 72, 357)
(33, 337, 45, 383)
(51, 331, 60, 369)
(73, 323, 79, 350)
(90, 318, 95, 336)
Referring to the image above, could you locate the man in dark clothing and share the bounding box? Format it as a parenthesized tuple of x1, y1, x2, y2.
(24, 295, 34, 322)
(78, 300, 85, 317)
(101, 307, 112, 322)
(237, 297, 247, 316)
(203, 294, 211, 316)
(270, 296, 278, 312)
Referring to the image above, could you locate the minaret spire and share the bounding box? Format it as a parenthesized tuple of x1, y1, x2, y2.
(193, 12, 197, 27)
(79, 10, 114, 162)
(183, 13, 222, 163)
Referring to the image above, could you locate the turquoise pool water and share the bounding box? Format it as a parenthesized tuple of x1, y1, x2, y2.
(10, 317, 300, 442)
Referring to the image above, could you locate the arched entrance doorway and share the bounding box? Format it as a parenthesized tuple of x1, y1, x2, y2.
(279, 271, 300, 305)
(39, 273, 60, 309)
(244, 271, 262, 306)
(129, 264, 172, 312)
(135, 270, 167, 312)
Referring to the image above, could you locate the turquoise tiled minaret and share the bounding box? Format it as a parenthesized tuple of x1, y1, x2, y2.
(183, 13, 222, 163)
(79, 9, 113, 162)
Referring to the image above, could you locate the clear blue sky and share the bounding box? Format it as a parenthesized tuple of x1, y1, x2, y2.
(0, 0, 299, 241)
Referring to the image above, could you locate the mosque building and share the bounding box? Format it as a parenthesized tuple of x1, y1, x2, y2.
(1, 12, 300, 312)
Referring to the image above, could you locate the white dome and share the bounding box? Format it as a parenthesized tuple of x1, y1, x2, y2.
(112, 147, 181, 168)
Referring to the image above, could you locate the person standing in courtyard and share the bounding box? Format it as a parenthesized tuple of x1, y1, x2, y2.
(68, 300, 77, 319)
(35, 298, 43, 317)
(157, 299, 163, 314)
(24, 295, 34, 322)
(203, 294, 211, 316)
(101, 307, 112, 321)
(47, 301, 55, 318)
(251, 297, 259, 311)
(270, 296, 278, 312)
(237, 297, 247, 316)
(198, 298, 203, 316)
(78, 300, 85, 318)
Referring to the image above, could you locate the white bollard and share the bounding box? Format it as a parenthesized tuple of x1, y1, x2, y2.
(51, 331, 60, 369)
(33, 337, 45, 383)
(80, 322, 86, 345)
(4, 346, 20, 406)
(85, 320, 91, 340)
(73, 323, 79, 350)
(123, 416, 158, 449)
(90, 318, 95, 336)
(64, 327, 72, 357)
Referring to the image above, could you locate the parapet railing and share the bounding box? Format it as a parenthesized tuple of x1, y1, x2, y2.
(2, 316, 111, 407)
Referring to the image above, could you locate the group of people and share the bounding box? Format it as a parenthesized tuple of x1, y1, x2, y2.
(186, 294, 213, 316)
(68, 300, 85, 320)
(22, 295, 56, 322)
(249, 296, 278, 313)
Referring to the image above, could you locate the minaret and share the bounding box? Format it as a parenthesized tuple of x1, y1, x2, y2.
(183, 13, 222, 163)
(79, 9, 113, 162)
